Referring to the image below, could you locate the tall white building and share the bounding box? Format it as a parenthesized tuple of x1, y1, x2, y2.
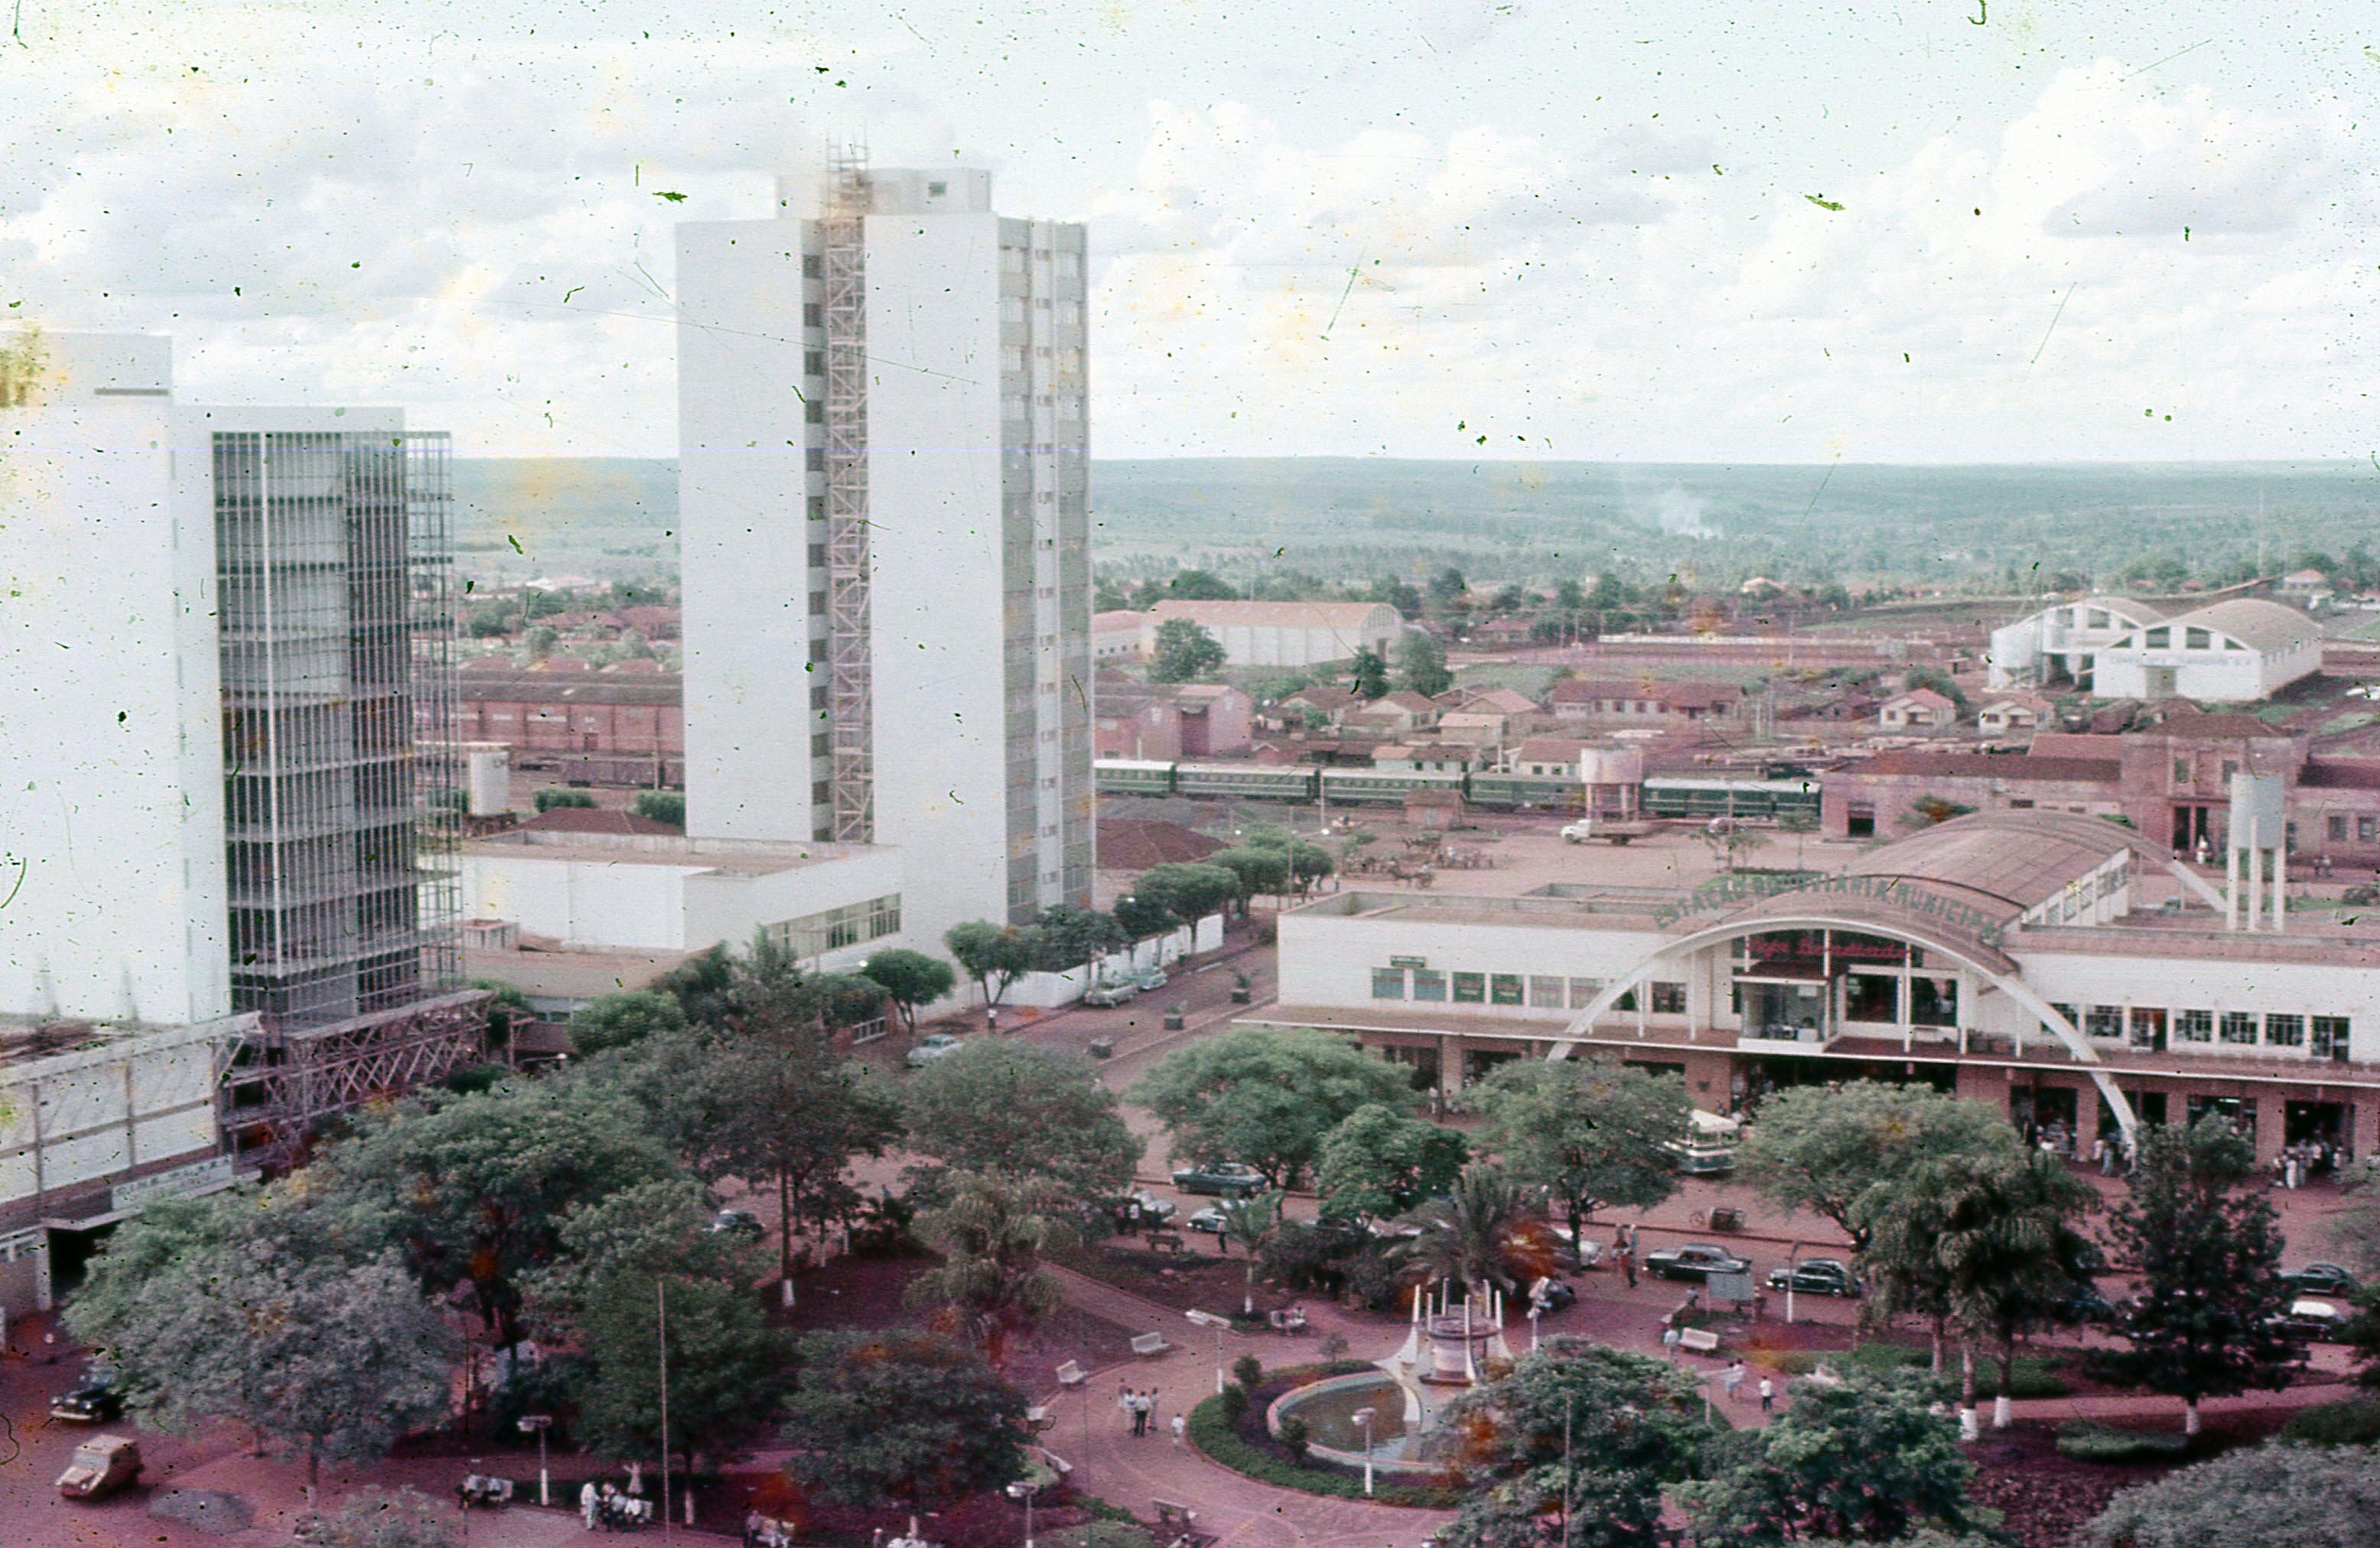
(677, 161, 1093, 948)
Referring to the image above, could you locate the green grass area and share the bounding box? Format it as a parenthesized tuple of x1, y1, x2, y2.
(1048, 1527, 1160, 1548)
(2281, 1396, 2380, 1447)
(1185, 1393, 1462, 1509)
(2055, 1420, 2193, 1462)
(1755, 1342, 2070, 1399)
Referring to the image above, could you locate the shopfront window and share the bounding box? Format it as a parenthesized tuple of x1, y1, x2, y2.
(1411, 969, 1447, 1003)
(2219, 1011, 2258, 1045)
(1452, 972, 1486, 1004)
(1371, 968, 1407, 1000)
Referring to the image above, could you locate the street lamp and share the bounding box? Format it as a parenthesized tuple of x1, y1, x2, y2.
(1185, 1309, 1230, 1394)
(517, 1414, 553, 1507)
(1005, 1480, 1041, 1548)
(1350, 1407, 1376, 1498)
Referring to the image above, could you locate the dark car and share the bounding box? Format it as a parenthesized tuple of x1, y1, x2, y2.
(708, 1208, 763, 1240)
(1643, 1242, 1753, 1282)
(2268, 1299, 2349, 1344)
(2280, 1262, 2361, 1298)
(50, 1368, 123, 1425)
(2051, 1286, 2117, 1325)
(1766, 1257, 1861, 1297)
(1170, 1161, 1268, 1198)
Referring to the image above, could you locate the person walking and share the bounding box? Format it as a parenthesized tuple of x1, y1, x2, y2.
(1661, 1324, 1682, 1362)
(1170, 1412, 1187, 1446)
(1721, 1361, 1746, 1402)
(1118, 1383, 1135, 1433)
(1759, 1376, 1776, 1413)
(581, 1481, 600, 1531)
(1620, 1245, 1637, 1289)
(1133, 1390, 1152, 1437)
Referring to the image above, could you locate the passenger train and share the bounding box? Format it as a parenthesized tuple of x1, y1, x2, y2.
(1094, 759, 1820, 821)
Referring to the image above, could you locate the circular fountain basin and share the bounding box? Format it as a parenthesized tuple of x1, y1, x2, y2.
(1266, 1371, 1443, 1475)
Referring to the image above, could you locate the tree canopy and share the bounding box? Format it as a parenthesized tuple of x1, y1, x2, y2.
(1314, 1104, 1468, 1222)
(1129, 1026, 1417, 1189)
(900, 1039, 1143, 1205)
(1470, 1061, 1687, 1254)
(1151, 617, 1227, 682)
(943, 921, 1042, 1007)
(781, 1328, 1029, 1507)
(1735, 1081, 2017, 1252)
(2078, 1441, 2380, 1548)
(1398, 631, 1452, 696)
(904, 1171, 1077, 1362)
(860, 948, 957, 1033)
(571, 1271, 789, 1473)
(568, 989, 688, 1055)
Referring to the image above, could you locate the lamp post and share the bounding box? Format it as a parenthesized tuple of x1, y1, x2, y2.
(1185, 1309, 1230, 1395)
(518, 1414, 553, 1507)
(1006, 1480, 1041, 1548)
(1350, 1407, 1376, 1498)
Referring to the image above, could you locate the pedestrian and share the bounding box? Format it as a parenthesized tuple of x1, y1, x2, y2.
(1132, 1390, 1151, 1437)
(744, 1509, 763, 1548)
(1118, 1382, 1135, 1433)
(1170, 1412, 1187, 1446)
(1621, 1247, 1637, 1289)
(1759, 1376, 1775, 1413)
(2091, 1137, 2108, 1175)
(1721, 1360, 1746, 1401)
(1662, 1325, 1682, 1362)
(581, 1481, 600, 1531)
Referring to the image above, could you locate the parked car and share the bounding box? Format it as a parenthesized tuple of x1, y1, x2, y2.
(1170, 1160, 1269, 1198)
(1125, 1189, 1177, 1224)
(1083, 979, 1140, 1008)
(2268, 1299, 2349, 1343)
(1546, 1225, 1607, 1270)
(1135, 967, 1170, 991)
(2280, 1262, 2361, 1297)
(56, 1435, 142, 1500)
(708, 1208, 763, 1240)
(1643, 1242, 1753, 1282)
(905, 1033, 965, 1068)
(1766, 1257, 1861, 1298)
(2051, 1286, 2118, 1325)
(1185, 1206, 1230, 1235)
(50, 1366, 123, 1425)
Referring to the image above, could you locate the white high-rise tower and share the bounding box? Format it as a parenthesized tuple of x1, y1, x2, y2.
(677, 160, 1093, 949)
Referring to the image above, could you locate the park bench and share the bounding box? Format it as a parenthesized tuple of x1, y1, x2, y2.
(1027, 1404, 1055, 1432)
(1148, 1232, 1188, 1256)
(1036, 1447, 1073, 1478)
(1056, 1360, 1088, 1388)
(1155, 1500, 1214, 1548)
(456, 1474, 513, 1510)
(1267, 1306, 1309, 1335)
(1131, 1332, 1172, 1358)
(1678, 1328, 1722, 1355)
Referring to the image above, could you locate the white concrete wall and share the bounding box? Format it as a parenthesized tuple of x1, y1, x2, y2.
(682, 846, 905, 960)
(0, 1016, 239, 1212)
(0, 334, 232, 1024)
(460, 850, 695, 950)
(676, 219, 822, 844)
(2094, 650, 2268, 704)
(1278, 901, 1667, 1016)
(864, 209, 1014, 952)
(2002, 948, 2380, 1063)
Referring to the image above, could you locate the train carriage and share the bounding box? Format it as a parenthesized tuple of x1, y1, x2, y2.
(1094, 759, 1178, 796)
(1319, 768, 1467, 805)
(1174, 763, 1323, 802)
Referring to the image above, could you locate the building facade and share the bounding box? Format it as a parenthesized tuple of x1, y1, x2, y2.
(1987, 595, 2320, 702)
(677, 162, 1092, 943)
(1258, 811, 2380, 1166)
(455, 664, 686, 787)
(1141, 600, 1402, 668)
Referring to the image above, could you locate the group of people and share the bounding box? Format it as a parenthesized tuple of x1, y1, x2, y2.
(741, 1512, 797, 1548)
(2274, 1139, 2347, 1189)
(1118, 1384, 1184, 1444)
(1610, 1223, 1642, 1288)
(578, 1480, 654, 1532)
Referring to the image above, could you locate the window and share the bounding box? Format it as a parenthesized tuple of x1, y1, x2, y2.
(2222, 760, 2239, 783)
(808, 496, 826, 522)
(1371, 968, 1407, 1000)
(806, 399, 824, 424)
(1568, 977, 1604, 1009)
(2087, 609, 2110, 629)
(811, 780, 832, 805)
(2264, 1013, 2305, 1048)
(1411, 969, 1447, 1003)
(2362, 817, 2378, 844)
(801, 255, 822, 278)
(2219, 1011, 2258, 1045)
(803, 303, 823, 327)
(2085, 1005, 2124, 1039)
(1452, 972, 1486, 1004)
(809, 543, 827, 567)
(2176, 1008, 2213, 1042)
(926, 180, 948, 197)
(2313, 1016, 2351, 1059)
(805, 447, 825, 471)
(808, 590, 826, 616)
(811, 732, 829, 757)
(2049, 1003, 2076, 1031)
(1649, 981, 1687, 1015)
(2330, 815, 2351, 843)
(804, 350, 825, 376)
(2186, 626, 2211, 649)
(1490, 974, 1525, 1007)
(2173, 758, 2192, 784)
(1529, 975, 1566, 1009)
(2145, 626, 2170, 647)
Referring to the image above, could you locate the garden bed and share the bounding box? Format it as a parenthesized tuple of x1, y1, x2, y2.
(1187, 1375, 1463, 1509)
(1965, 1407, 2297, 1548)
(1064, 1241, 1280, 1319)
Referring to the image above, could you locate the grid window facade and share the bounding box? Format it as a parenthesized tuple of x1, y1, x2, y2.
(2313, 1016, 2352, 1059)
(1490, 973, 1525, 1007)
(1411, 969, 1447, 1003)
(1452, 972, 1486, 1004)
(2264, 1013, 2305, 1048)
(2176, 1009, 2213, 1042)
(2219, 1011, 2259, 1045)
(1371, 968, 1407, 1000)
(1650, 981, 1687, 1015)
(760, 893, 903, 958)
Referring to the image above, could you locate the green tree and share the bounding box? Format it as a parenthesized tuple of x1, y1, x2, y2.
(533, 786, 597, 811)
(1032, 902, 1129, 971)
(1112, 891, 1179, 938)
(2078, 1441, 2380, 1547)
(1151, 618, 1227, 682)
(1427, 567, 1469, 614)
(1314, 1104, 1469, 1222)
(1209, 845, 1292, 904)
(568, 989, 687, 1055)
(572, 1271, 788, 1475)
(526, 1176, 766, 1334)
(905, 1172, 1076, 1365)
(1399, 1165, 1560, 1299)
(1216, 1190, 1284, 1314)
(1366, 574, 1422, 616)
(294, 1487, 461, 1548)
(1470, 1061, 1688, 1261)
(1129, 1026, 1416, 1189)
(900, 1039, 1143, 1205)
(1350, 646, 1391, 699)
(2096, 1115, 2299, 1435)
(525, 623, 558, 659)
(1398, 631, 1452, 696)
(1158, 567, 1239, 601)
(860, 948, 957, 1034)
(1431, 1337, 1704, 1548)
(943, 921, 1042, 1008)
(780, 1329, 1029, 1507)
(1679, 1371, 1984, 1545)
(1735, 1081, 2017, 1254)
(629, 789, 685, 827)
(1132, 860, 1243, 924)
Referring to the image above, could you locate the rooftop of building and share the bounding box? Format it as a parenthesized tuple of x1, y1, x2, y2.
(1147, 599, 1401, 629)
(1096, 817, 1227, 870)
(461, 827, 877, 876)
(0, 1010, 252, 1075)
(2160, 597, 2321, 655)
(513, 807, 682, 837)
(460, 665, 684, 707)
(461, 943, 700, 1006)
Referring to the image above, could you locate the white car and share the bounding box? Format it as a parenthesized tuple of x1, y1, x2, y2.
(905, 1033, 965, 1068)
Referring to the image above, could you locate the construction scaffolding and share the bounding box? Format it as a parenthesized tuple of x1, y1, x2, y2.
(822, 145, 876, 843)
(213, 428, 477, 1167)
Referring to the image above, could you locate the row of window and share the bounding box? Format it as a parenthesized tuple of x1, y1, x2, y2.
(1369, 966, 1684, 1014)
(2326, 814, 2380, 844)
(2053, 1002, 2351, 1056)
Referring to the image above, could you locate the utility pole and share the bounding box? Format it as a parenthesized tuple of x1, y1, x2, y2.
(657, 1277, 672, 1540)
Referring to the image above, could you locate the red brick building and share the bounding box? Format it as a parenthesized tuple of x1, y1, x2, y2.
(457, 665, 684, 787)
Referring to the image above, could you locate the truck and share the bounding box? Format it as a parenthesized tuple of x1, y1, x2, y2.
(1560, 815, 1656, 846)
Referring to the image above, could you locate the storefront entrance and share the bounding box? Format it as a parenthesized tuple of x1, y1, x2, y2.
(2013, 1084, 2079, 1153)
(2284, 1100, 2345, 1148)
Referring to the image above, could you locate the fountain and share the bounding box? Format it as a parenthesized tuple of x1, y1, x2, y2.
(1266, 1282, 1511, 1475)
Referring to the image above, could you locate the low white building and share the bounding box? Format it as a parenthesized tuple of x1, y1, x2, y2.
(1255, 811, 2380, 1167)
(1986, 596, 2170, 694)
(1143, 600, 1402, 668)
(1, 1013, 253, 1320)
(1986, 595, 2319, 702)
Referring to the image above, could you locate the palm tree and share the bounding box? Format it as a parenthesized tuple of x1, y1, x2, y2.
(905, 1171, 1076, 1368)
(1216, 1191, 1281, 1315)
(1398, 1165, 1558, 1301)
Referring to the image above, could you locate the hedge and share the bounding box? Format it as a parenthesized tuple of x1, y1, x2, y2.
(2281, 1397, 2380, 1448)
(1757, 1342, 2070, 1398)
(2054, 1420, 2193, 1462)
(1184, 1394, 1460, 1509)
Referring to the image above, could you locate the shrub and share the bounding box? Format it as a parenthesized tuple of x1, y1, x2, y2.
(533, 786, 597, 811)
(1219, 1384, 1249, 1425)
(2281, 1397, 2380, 1448)
(2056, 1420, 2193, 1462)
(1232, 1354, 1264, 1390)
(1183, 1395, 1457, 1508)
(1755, 1343, 2067, 1397)
(1278, 1414, 1309, 1460)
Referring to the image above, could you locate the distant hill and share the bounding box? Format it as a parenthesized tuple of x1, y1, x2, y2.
(448, 456, 2377, 591)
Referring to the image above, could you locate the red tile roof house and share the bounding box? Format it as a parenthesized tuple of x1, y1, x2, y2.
(1877, 688, 1959, 730)
(1547, 678, 1747, 727)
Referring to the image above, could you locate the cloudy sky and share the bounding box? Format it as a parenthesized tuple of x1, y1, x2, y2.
(2, 0, 2372, 461)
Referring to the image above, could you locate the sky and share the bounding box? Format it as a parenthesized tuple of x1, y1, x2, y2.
(2, 0, 2374, 462)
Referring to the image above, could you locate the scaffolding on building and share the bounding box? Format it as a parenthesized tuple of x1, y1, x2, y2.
(822, 144, 876, 843)
(214, 429, 479, 1168)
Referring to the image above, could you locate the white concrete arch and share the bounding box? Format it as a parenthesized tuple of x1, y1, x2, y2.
(1547, 912, 2137, 1144)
